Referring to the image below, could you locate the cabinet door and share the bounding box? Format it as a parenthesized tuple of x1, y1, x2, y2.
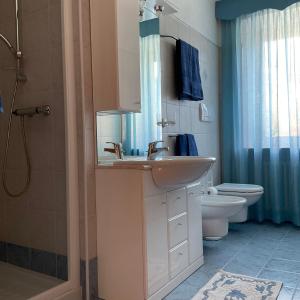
(145, 194, 169, 297)
(187, 186, 203, 263)
(90, 0, 141, 113)
(117, 0, 141, 112)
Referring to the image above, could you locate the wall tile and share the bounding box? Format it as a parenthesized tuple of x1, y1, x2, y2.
(0, 0, 67, 266)
(179, 104, 192, 134)
(31, 248, 57, 277)
(0, 242, 7, 262)
(7, 243, 31, 269)
(57, 254, 68, 281)
(160, 15, 221, 181)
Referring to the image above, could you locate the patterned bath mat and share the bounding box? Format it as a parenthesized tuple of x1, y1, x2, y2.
(192, 270, 282, 300)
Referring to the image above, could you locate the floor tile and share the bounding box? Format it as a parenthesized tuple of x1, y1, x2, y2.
(164, 282, 199, 300)
(246, 238, 278, 254)
(277, 287, 295, 300)
(224, 247, 272, 276)
(185, 270, 211, 288)
(293, 289, 300, 299)
(223, 257, 264, 277)
(265, 259, 300, 274)
(258, 269, 300, 289)
(165, 222, 300, 300)
(272, 246, 300, 262)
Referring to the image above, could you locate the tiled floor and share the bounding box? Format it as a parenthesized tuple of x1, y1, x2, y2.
(164, 222, 300, 300)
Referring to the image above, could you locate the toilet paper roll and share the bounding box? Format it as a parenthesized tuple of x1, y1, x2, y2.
(207, 187, 218, 195)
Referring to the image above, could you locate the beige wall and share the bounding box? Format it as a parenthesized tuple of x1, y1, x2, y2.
(0, 0, 67, 255)
(160, 15, 221, 184)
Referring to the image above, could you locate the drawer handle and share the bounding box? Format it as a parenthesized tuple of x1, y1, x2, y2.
(176, 196, 181, 200)
(162, 201, 167, 205)
(179, 252, 183, 256)
(177, 223, 183, 226)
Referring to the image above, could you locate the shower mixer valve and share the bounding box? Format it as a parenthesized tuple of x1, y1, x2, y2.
(13, 105, 51, 117)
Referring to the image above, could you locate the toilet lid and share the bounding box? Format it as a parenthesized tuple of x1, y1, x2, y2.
(216, 183, 264, 193)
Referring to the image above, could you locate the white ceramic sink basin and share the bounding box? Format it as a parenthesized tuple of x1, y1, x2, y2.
(105, 156, 216, 189)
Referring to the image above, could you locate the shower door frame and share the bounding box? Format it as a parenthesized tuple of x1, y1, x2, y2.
(30, 0, 81, 299)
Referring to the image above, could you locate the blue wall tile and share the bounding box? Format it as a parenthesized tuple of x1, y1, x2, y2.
(31, 249, 57, 277)
(1, 241, 68, 281)
(57, 254, 68, 281)
(7, 243, 30, 269)
(0, 242, 7, 262)
(89, 258, 98, 299)
(80, 260, 86, 300)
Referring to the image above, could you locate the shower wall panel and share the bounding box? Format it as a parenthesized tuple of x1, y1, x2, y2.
(0, 0, 67, 265)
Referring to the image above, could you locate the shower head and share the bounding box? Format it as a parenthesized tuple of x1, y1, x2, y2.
(0, 34, 16, 54)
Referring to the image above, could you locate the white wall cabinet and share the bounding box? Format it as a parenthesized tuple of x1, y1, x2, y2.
(95, 168, 204, 300)
(90, 0, 141, 113)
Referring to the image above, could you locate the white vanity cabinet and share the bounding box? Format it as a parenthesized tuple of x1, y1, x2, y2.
(95, 167, 204, 300)
(90, 0, 141, 113)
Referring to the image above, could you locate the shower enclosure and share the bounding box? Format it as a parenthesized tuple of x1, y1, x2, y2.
(0, 0, 80, 299)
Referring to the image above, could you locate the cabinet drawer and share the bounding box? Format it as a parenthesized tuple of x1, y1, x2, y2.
(167, 188, 187, 218)
(187, 184, 203, 197)
(169, 241, 189, 278)
(168, 214, 188, 249)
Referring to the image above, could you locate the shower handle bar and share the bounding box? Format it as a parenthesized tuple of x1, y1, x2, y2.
(13, 105, 51, 117)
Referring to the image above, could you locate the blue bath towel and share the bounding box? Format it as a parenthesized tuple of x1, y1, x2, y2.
(176, 39, 204, 101)
(175, 134, 198, 156)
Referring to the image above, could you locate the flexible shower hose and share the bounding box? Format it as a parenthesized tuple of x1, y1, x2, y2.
(2, 80, 31, 197)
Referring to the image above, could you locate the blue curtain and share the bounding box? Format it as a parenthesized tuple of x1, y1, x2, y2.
(221, 3, 300, 226)
(124, 35, 162, 156)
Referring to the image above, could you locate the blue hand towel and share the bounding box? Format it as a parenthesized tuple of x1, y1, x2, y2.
(175, 134, 188, 156)
(176, 39, 204, 101)
(186, 134, 198, 156)
(175, 134, 198, 156)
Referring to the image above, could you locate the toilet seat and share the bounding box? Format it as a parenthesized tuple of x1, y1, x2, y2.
(201, 195, 247, 207)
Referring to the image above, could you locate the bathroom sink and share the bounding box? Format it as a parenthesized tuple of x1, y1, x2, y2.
(110, 156, 216, 189)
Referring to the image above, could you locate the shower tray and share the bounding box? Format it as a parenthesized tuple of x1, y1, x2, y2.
(0, 262, 63, 300)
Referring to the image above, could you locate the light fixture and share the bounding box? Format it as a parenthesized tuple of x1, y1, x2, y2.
(154, 4, 165, 17)
(139, 0, 147, 17)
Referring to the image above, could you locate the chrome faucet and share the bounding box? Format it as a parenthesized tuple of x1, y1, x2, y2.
(147, 141, 169, 160)
(104, 142, 124, 160)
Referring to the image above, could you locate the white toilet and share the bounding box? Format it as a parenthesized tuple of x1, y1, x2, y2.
(215, 183, 264, 223)
(201, 195, 247, 240)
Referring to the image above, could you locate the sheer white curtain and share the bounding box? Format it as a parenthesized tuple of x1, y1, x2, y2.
(232, 3, 300, 224)
(236, 3, 300, 150)
(124, 35, 162, 156)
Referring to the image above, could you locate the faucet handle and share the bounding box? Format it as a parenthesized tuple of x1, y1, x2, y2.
(104, 142, 124, 159)
(106, 142, 123, 149)
(149, 140, 164, 147)
(106, 142, 119, 146)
